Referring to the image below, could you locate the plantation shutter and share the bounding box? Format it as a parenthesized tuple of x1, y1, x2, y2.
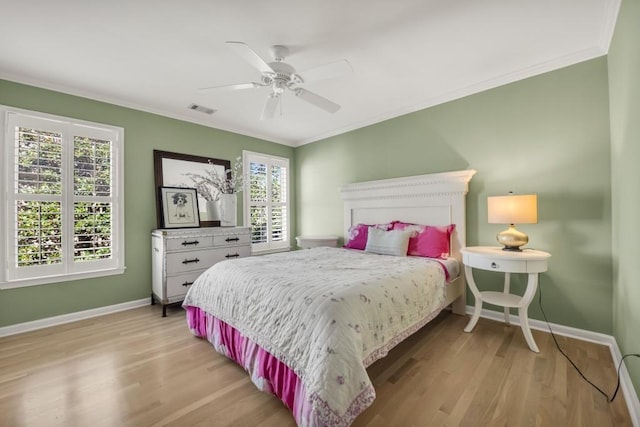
(244, 151, 290, 252)
(73, 133, 114, 263)
(270, 161, 287, 243)
(12, 118, 66, 278)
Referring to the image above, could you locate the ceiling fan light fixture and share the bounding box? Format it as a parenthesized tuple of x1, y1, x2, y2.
(273, 79, 287, 94)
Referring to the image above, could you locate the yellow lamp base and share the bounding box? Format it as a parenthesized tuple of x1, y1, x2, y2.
(496, 224, 529, 251)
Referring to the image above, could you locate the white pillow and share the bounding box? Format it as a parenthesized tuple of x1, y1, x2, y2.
(364, 227, 411, 256)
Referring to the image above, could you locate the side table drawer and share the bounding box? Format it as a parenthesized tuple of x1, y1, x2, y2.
(464, 253, 527, 273)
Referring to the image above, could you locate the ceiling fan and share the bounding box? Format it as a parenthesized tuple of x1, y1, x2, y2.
(199, 41, 352, 120)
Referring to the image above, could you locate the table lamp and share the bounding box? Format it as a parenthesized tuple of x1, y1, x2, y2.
(487, 192, 537, 251)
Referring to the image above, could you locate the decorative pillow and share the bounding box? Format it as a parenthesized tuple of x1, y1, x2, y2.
(344, 222, 392, 250)
(364, 227, 412, 256)
(391, 221, 455, 258)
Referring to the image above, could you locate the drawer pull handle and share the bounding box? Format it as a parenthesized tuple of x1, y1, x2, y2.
(182, 258, 200, 264)
(225, 237, 240, 242)
(491, 262, 498, 268)
(182, 281, 194, 287)
(181, 240, 200, 246)
(225, 253, 240, 258)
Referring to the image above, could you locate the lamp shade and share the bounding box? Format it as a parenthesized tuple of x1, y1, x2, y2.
(487, 194, 538, 224)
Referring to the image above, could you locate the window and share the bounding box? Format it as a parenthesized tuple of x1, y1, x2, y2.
(243, 151, 290, 253)
(1, 106, 125, 288)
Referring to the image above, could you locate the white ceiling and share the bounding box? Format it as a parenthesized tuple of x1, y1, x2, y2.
(0, 0, 619, 147)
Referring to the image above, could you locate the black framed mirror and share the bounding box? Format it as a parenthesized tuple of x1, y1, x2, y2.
(153, 150, 231, 228)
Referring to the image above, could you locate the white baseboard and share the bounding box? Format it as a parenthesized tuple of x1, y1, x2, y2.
(467, 306, 639, 427)
(0, 297, 150, 338)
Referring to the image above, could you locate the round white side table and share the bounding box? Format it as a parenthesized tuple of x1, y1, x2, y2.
(295, 235, 339, 249)
(461, 246, 551, 353)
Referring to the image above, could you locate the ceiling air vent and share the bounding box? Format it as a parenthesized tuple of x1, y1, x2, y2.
(188, 103, 216, 115)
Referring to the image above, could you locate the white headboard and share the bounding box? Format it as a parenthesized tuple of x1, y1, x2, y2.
(339, 170, 476, 262)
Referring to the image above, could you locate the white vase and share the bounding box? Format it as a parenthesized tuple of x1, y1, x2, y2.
(219, 193, 237, 227)
(205, 200, 220, 221)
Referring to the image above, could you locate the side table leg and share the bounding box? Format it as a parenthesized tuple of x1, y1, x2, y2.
(464, 302, 482, 332)
(519, 306, 539, 352)
(518, 272, 540, 352)
(503, 272, 511, 325)
(463, 265, 483, 332)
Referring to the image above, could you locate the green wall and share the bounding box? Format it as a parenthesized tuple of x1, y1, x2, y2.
(0, 79, 295, 327)
(296, 58, 613, 334)
(608, 0, 640, 397)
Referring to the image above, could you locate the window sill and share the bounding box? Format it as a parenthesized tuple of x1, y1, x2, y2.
(0, 267, 127, 290)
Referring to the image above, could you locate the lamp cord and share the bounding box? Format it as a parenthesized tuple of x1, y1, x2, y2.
(538, 285, 640, 402)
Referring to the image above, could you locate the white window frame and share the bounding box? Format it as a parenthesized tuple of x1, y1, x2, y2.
(243, 150, 290, 254)
(0, 105, 125, 289)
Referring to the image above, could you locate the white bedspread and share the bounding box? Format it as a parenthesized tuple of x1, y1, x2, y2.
(183, 247, 448, 425)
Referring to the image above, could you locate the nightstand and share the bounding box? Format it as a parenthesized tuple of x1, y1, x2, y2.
(461, 246, 551, 352)
(295, 235, 339, 249)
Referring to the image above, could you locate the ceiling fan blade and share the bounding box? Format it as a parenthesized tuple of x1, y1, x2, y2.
(261, 94, 280, 120)
(226, 41, 275, 75)
(197, 82, 264, 92)
(297, 59, 353, 83)
(294, 88, 340, 113)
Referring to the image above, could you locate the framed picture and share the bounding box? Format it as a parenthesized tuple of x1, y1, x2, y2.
(153, 150, 231, 228)
(159, 187, 201, 228)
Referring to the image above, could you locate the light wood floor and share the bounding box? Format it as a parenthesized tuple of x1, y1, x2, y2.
(0, 305, 632, 427)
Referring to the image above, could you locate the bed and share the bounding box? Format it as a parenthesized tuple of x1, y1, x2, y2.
(182, 169, 475, 426)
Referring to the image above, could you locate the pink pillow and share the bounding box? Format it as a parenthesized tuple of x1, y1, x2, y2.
(344, 223, 392, 250)
(391, 221, 455, 258)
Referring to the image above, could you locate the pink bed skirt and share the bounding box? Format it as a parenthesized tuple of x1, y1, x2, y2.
(185, 297, 448, 426)
(186, 305, 312, 424)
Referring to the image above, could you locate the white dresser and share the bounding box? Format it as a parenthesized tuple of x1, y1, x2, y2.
(151, 226, 251, 316)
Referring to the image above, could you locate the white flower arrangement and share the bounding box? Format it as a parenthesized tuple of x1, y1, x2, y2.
(183, 157, 244, 202)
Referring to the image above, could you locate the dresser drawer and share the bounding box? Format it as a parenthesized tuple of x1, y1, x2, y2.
(166, 270, 204, 300)
(464, 252, 528, 273)
(166, 236, 212, 251)
(212, 244, 251, 261)
(166, 249, 220, 274)
(213, 233, 250, 247)
(166, 246, 252, 274)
